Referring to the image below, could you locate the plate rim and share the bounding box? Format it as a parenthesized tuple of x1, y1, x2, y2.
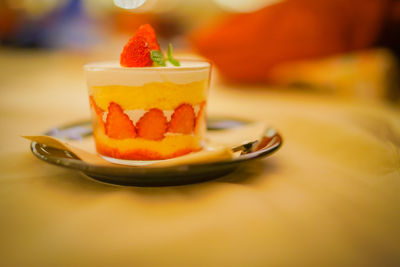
(30, 137, 281, 173)
(29, 118, 282, 176)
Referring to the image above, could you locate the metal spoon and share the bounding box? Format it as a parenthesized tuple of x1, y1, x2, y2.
(232, 128, 279, 155)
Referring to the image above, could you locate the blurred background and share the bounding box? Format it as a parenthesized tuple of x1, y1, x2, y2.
(1, 0, 400, 103)
(2, 2, 400, 265)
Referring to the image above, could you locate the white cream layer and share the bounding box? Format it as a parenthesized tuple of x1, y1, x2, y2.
(85, 60, 210, 87)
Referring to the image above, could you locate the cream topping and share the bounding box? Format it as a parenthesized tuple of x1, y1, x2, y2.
(85, 60, 210, 87)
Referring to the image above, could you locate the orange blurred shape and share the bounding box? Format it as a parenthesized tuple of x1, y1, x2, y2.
(0, 8, 17, 36)
(191, 0, 392, 83)
(112, 11, 155, 34)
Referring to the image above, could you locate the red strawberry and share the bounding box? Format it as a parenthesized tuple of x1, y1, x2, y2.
(89, 96, 104, 115)
(105, 102, 136, 139)
(195, 101, 206, 134)
(89, 96, 105, 130)
(136, 108, 167, 140)
(135, 24, 160, 51)
(120, 24, 160, 67)
(168, 104, 195, 134)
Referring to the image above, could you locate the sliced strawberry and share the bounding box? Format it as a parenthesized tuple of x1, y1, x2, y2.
(136, 108, 167, 140)
(105, 102, 136, 139)
(89, 96, 105, 130)
(120, 24, 160, 67)
(89, 96, 104, 115)
(168, 103, 195, 134)
(195, 101, 206, 135)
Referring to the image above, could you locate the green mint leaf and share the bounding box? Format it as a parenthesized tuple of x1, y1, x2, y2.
(150, 50, 166, 66)
(167, 43, 180, 66)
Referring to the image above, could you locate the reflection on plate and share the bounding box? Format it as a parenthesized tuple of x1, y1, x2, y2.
(30, 117, 282, 187)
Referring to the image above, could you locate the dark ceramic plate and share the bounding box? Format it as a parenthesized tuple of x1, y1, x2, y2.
(30, 118, 282, 186)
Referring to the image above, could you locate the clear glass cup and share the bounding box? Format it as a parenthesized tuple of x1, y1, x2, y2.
(84, 60, 211, 165)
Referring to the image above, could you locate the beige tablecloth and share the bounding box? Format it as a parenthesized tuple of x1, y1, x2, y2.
(1, 49, 400, 266)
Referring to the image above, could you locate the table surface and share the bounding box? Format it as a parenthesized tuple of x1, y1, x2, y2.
(1, 49, 400, 266)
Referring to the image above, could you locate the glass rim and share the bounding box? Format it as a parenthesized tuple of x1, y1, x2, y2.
(84, 60, 211, 72)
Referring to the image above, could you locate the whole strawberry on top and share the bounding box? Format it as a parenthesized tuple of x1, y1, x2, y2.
(120, 24, 180, 67)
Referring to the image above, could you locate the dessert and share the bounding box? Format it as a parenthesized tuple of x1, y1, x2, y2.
(85, 25, 210, 163)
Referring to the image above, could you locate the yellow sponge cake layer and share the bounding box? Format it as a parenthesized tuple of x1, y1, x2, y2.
(94, 127, 202, 160)
(90, 80, 207, 110)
